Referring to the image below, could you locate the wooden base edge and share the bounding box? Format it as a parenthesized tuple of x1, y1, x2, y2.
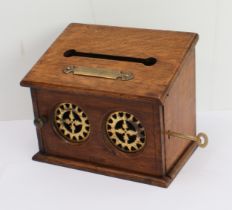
(32, 153, 172, 188)
(32, 143, 197, 188)
(167, 142, 198, 180)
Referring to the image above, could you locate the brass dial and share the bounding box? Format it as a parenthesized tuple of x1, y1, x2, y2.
(54, 103, 90, 143)
(106, 111, 146, 152)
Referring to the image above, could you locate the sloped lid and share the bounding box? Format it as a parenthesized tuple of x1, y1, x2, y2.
(20, 23, 198, 103)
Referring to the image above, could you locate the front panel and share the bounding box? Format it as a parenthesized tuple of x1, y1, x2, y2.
(33, 89, 164, 176)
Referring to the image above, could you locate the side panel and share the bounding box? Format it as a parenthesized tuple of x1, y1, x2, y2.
(31, 88, 45, 153)
(163, 49, 196, 173)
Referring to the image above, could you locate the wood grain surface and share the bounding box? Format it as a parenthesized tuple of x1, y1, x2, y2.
(20, 23, 198, 103)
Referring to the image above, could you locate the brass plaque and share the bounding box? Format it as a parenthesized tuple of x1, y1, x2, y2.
(64, 65, 134, 81)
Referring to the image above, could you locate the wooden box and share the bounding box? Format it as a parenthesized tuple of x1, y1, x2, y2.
(20, 23, 207, 187)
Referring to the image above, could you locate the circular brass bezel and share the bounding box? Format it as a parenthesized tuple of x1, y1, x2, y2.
(105, 111, 146, 153)
(53, 103, 90, 143)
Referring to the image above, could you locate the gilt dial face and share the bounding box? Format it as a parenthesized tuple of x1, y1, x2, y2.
(53, 103, 90, 143)
(106, 111, 146, 152)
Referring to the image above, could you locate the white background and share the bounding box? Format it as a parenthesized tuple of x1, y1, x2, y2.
(0, 0, 232, 120)
(0, 1, 232, 210)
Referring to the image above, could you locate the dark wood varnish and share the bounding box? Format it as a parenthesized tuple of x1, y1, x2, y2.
(20, 23, 199, 188)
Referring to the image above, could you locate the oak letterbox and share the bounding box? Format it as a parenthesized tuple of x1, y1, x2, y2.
(20, 23, 208, 187)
